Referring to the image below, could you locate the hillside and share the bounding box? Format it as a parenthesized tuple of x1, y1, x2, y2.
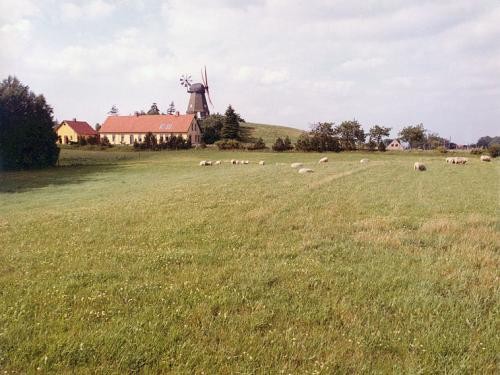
(243, 122, 304, 145)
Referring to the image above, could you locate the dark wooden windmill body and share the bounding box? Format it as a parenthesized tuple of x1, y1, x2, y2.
(180, 67, 213, 119)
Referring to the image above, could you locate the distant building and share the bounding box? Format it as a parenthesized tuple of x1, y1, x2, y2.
(98, 113, 201, 145)
(55, 119, 97, 144)
(387, 139, 404, 151)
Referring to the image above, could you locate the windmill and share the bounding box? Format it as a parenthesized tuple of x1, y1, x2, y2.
(180, 67, 213, 118)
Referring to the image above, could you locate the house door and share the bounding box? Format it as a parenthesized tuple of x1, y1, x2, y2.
(64, 136, 68, 144)
(130, 135, 134, 144)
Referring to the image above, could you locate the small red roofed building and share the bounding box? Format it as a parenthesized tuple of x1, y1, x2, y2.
(55, 119, 98, 144)
(387, 139, 404, 151)
(98, 113, 201, 145)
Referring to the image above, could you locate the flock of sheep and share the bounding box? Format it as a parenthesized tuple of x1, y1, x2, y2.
(199, 156, 372, 174)
(200, 154, 493, 173)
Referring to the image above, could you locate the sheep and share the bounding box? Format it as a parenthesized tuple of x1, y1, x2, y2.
(298, 168, 314, 174)
(231, 159, 237, 165)
(259, 160, 265, 165)
(205, 161, 213, 166)
(455, 157, 468, 165)
(214, 160, 221, 165)
(199, 160, 207, 166)
(414, 162, 426, 171)
(360, 159, 369, 164)
(318, 157, 328, 163)
(291, 162, 303, 168)
(445, 157, 454, 163)
(480, 155, 491, 162)
(243, 160, 249, 164)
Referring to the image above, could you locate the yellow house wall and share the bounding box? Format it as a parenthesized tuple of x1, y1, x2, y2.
(56, 123, 78, 144)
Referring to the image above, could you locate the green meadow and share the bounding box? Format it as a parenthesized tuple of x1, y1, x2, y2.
(0, 148, 498, 373)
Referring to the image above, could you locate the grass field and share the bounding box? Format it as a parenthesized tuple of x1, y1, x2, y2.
(0, 148, 498, 373)
(244, 123, 305, 145)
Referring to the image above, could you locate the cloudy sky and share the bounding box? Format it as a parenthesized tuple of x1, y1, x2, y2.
(1, 0, 499, 143)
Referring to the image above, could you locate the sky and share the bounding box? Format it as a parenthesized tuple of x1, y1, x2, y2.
(1, 0, 499, 143)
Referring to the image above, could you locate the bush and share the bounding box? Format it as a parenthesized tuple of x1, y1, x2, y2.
(366, 140, 377, 151)
(87, 136, 99, 145)
(77, 136, 88, 146)
(469, 148, 483, 155)
(215, 139, 241, 150)
(378, 141, 386, 152)
(100, 136, 111, 147)
(488, 143, 500, 158)
(436, 146, 448, 154)
(247, 137, 266, 150)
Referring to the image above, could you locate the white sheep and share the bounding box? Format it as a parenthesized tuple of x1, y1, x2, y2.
(455, 157, 468, 165)
(318, 157, 328, 163)
(291, 162, 303, 168)
(243, 160, 249, 164)
(480, 155, 491, 162)
(298, 168, 314, 174)
(206, 160, 213, 166)
(259, 160, 265, 165)
(199, 160, 207, 166)
(360, 159, 369, 164)
(215, 160, 221, 165)
(414, 162, 426, 171)
(231, 159, 237, 165)
(445, 157, 453, 163)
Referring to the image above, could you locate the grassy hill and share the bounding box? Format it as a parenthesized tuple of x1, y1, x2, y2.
(0, 149, 497, 373)
(243, 122, 304, 145)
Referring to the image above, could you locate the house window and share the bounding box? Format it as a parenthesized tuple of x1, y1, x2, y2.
(130, 134, 134, 144)
(112, 134, 116, 142)
(121, 135, 124, 143)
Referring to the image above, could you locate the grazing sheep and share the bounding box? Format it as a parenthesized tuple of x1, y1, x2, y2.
(231, 159, 237, 165)
(259, 160, 265, 165)
(243, 160, 249, 164)
(455, 157, 468, 165)
(318, 157, 328, 163)
(360, 159, 369, 164)
(414, 162, 426, 171)
(215, 160, 221, 165)
(480, 155, 491, 162)
(445, 157, 454, 163)
(291, 162, 303, 168)
(206, 161, 213, 166)
(298, 168, 314, 174)
(199, 160, 207, 166)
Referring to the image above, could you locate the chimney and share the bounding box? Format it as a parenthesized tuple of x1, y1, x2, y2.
(73, 118, 77, 121)
(175, 111, 180, 116)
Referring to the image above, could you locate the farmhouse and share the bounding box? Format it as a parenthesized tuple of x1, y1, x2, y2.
(387, 139, 404, 151)
(99, 114, 201, 145)
(55, 119, 97, 144)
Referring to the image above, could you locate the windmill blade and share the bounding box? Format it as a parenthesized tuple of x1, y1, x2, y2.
(204, 66, 208, 87)
(206, 87, 214, 107)
(201, 68, 206, 87)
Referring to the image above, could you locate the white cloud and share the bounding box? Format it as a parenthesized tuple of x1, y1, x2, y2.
(60, 0, 115, 20)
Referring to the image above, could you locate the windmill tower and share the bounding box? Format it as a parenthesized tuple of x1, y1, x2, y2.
(180, 67, 213, 119)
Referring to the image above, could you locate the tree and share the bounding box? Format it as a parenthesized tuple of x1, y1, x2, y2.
(283, 136, 293, 150)
(147, 103, 160, 115)
(95, 123, 101, 131)
(295, 123, 340, 152)
(167, 101, 176, 115)
(108, 105, 119, 116)
(272, 137, 286, 152)
(200, 114, 224, 144)
(143, 132, 157, 149)
(399, 124, 426, 149)
(0, 76, 60, 170)
(368, 125, 391, 150)
(134, 110, 146, 116)
(333, 120, 365, 150)
(221, 105, 240, 140)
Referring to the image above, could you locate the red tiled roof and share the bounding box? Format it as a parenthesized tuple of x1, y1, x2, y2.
(99, 114, 195, 134)
(62, 120, 97, 136)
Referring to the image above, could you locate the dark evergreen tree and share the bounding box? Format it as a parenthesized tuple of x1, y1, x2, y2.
(0, 76, 60, 170)
(108, 105, 119, 115)
(147, 103, 160, 115)
(221, 105, 240, 140)
(167, 101, 176, 115)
